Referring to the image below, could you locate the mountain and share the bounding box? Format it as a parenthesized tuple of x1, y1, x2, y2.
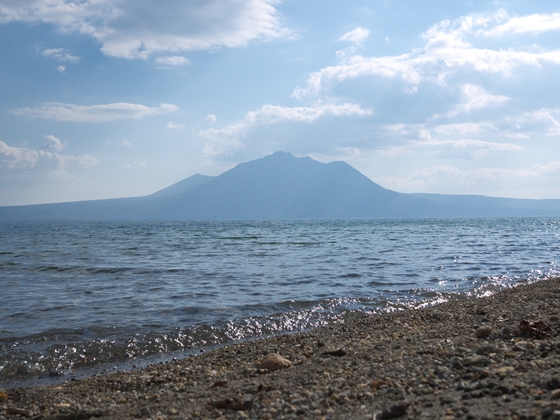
(1, 151, 560, 221)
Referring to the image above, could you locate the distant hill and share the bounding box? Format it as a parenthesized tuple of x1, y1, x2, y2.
(1, 151, 560, 221)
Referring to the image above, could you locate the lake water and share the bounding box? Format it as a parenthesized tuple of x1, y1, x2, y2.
(1, 218, 559, 388)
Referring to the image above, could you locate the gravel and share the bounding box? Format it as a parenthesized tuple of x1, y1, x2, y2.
(3, 278, 560, 419)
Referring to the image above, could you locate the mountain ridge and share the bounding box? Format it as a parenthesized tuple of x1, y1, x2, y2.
(1, 151, 560, 220)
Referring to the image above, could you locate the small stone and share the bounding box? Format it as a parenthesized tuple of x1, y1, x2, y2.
(323, 348, 347, 357)
(212, 380, 228, 388)
(452, 359, 463, 370)
(259, 353, 292, 371)
(379, 400, 410, 419)
(475, 326, 492, 338)
(551, 389, 560, 399)
(463, 356, 485, 367)
(492, 366, 514, 375)
(548, 378, 560, 390)
(370, 380, 387, 389)
(0, 390, 8, 402)
(6, 407, 32, 417)
(489, 389, 503, 397)
(476, 345, 496, 355)
(478, 370, 490, 379)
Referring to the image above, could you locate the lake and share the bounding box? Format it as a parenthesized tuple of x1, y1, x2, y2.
(1, 218, 559, 388)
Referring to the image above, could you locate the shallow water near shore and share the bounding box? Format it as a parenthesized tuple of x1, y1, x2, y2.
(1, 218, 559, 388)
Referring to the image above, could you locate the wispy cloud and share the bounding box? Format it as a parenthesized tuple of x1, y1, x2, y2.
(383, 138, 522, 160)
(0, 0, 294, 59)
(42, 135, 67, 151)
(380, 106, 560, 148)
(199, 102, 372, 158)
(14, 102, 177, 122)
(199, 102, 372, 140)
(376, 158, 560, 194)
(479, 11, 560, 37)
(155, 56, 190, 67)
(444, 84, 509, 117)
(339, 27, 370, 44)
(42, 48, 79, 63)
(166, 121, 185, 129)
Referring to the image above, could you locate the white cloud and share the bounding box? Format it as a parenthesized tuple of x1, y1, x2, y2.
(204, 114, 217, 125)
(443, 84, 509, 117)
(480, 11, 560, 37)
(166, 121, 185, 129)
(42, 48, 79, 63)
(433, 122, 501, 136)
(57, 65, 66, 72)
(0, 0, 293, 59)
(155, 56, 190, 66)
(77, 154, 100, 167)
(376, 159, 560, 194)
(0, 140, 99, 173)
(377, 106, 560, 155)
(382, 138, 522, 160)
(199, 102, 372, 141)
(500, 108, 560, 137)
(43, 135, 68, 151)
(292, 10, 560, 98)
(121, 139, 132, 146)
(0, 140, 41, 169)
(339, 27, 370, 44)
(14, 102, 177, 122)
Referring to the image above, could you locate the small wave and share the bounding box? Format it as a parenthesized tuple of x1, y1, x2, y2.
(339, 273, 362, 278)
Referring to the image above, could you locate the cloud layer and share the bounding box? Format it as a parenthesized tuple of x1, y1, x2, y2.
(0, 140, 99, 175)
(0, 0, 292, 59)
(292, 10, 560, 98)
(198, 102, 372, 158)
(14, 102, 177, 122)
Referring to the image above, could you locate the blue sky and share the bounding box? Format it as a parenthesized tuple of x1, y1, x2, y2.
(1, 0, 560, 205)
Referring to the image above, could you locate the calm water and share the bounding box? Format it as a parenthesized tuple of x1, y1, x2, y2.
(1, 218, 559, 387)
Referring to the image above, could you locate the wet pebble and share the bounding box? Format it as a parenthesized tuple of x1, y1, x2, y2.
(475, 326, 493, 338)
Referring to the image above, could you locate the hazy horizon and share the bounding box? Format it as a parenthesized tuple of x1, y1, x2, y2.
(2, 1, 560, 205)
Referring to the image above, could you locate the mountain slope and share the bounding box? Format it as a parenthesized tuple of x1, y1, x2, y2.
(148, 174, 214, 198)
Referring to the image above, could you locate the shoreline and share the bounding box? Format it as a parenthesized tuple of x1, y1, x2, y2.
(3, 278, 560, 419)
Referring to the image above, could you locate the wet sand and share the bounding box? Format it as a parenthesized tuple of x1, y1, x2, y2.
(2, 278, 560, 419)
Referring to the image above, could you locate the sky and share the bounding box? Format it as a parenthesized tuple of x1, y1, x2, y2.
(1, 0, 560, 205)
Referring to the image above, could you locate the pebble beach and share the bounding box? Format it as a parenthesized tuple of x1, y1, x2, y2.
(3, 278, 560, 419)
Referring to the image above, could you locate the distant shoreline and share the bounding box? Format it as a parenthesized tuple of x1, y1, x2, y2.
(3, 278, 560, 418)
